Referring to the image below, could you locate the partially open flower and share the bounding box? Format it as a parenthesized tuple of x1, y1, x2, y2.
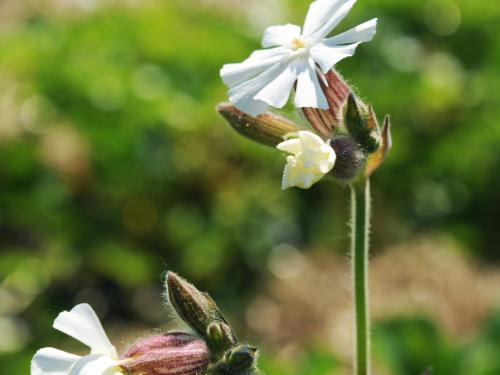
(277, 131, 336, 190)
(31, 304, 123, 375)
(121, 333, 209, 375)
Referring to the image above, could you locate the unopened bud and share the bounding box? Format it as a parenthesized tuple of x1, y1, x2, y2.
(329, 136, 365, 180)
(121, 332, 209, 375)
(209, 345, 258, 375)
(207, 322, 237, 358)
(166, 272, 211, 336)
(166, 272, 237, 357)
(217, 103, 300, 147)
(365, 115, 392, 177)
(225, 345, 258, 372)
(345, 94, 380, 153)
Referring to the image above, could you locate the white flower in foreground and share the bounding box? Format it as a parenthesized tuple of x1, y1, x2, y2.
(277, 131, 336, 189)
(31, 304, 124, 375)
(220, 0, 377, 116)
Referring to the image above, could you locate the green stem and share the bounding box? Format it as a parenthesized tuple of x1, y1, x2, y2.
(350, 178, 371, 375)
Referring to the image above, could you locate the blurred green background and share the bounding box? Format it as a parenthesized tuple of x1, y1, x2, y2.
(1, 0, 500, 374)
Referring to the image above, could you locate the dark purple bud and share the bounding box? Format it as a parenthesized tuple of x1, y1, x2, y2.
(121, 332, 209, 375)
(330, 136, 366, 180)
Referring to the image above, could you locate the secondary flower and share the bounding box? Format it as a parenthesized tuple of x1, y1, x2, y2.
(277, 131, 336, 189)
(220, 0, 377, 116)
(31, 303, 123, 375)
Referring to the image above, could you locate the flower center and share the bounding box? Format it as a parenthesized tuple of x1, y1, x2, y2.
(291, 37, 306, 50)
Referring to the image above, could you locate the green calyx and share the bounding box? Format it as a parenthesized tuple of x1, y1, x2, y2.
(344, 93, 380, 154)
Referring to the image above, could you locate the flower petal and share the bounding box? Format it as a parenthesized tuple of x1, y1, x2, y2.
(220, 47, 285, 87)
(229, 97, 270, 117)
(326, 18, 378, 45)
(227, 59, 291, 116)
(302, 0, 356, 41)
(68, 355, 122, 375)
(276, 138, 301, 155)
(299, 130, 327, 151)
(261, 24, 302, 48)
(31, 348, 80, 375)
(278, 131, 336, 190)
(294, 58, 328, 109)
(309, 42, 360, 73)
(254, 61, 299, 108)
(53, 304, 117, 357)
(281, 163, 294, 190)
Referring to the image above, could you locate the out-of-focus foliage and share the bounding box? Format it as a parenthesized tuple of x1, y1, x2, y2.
(0, 0, 499, 374)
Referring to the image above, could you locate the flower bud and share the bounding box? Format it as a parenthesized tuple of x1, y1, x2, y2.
(329, 136, 365, 180)
(166, 272, 237, 356)
(209, 345, 258, 375)
(224, 345, 258, 372)
(216, 103, 300, 147)
(207, 322, 237, 359)
(121, 332, 209, 375)
(365, 115, 392, 177)
(344, 93, 380, 153)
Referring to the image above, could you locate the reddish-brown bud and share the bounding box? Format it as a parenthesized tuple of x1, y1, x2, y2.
(121, 332, 209, 375)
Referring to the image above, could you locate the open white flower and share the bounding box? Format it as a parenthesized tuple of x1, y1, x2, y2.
(31, 304, 124, 375)
(277, 131, 336, 189)
(220, 0, 377, 116)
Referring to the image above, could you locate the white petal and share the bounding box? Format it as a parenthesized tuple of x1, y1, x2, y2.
(31, 348, 80, 375)
(309, 42, 359, 73)
(303, 0, 356, 41)
(68, 355, 122, 375)
(247, 47, 287, 61)
(299, 131, 327, 151)
(277, 138, 301, 155)
(53, 304, 117, 357)
(228, 60, 289, 116)
(254, 61, 298, 108)
(220, 47, 285, 87)
(281, 163, 293, 190)
(294, 58, 328, 109)
(231, 97, 270, 117)
(278, 131, 335, 190)
(262, 24, 302, 48)
(326, 18, 378, 45)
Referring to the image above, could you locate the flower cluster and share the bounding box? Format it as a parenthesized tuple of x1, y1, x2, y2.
(219, 0, 391, 189)
(31, 272, 258, 375)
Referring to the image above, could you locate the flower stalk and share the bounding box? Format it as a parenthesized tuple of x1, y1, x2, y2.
(217, 2, 390, 373)
(350, 178, 371, 375)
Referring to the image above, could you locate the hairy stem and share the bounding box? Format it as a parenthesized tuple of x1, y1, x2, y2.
(350, 178, 371, 375)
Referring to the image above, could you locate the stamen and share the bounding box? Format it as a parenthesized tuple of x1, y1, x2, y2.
(291, 37, 305, 50)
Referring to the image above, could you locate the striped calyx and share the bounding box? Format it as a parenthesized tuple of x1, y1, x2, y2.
(301, 69, 351, 138)
(121, 333, 209, 375)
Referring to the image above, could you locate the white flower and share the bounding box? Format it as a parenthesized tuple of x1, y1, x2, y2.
(220, 0, 377, 116)
(277, 131, 336, 189)
(31, 304, 124, 375)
